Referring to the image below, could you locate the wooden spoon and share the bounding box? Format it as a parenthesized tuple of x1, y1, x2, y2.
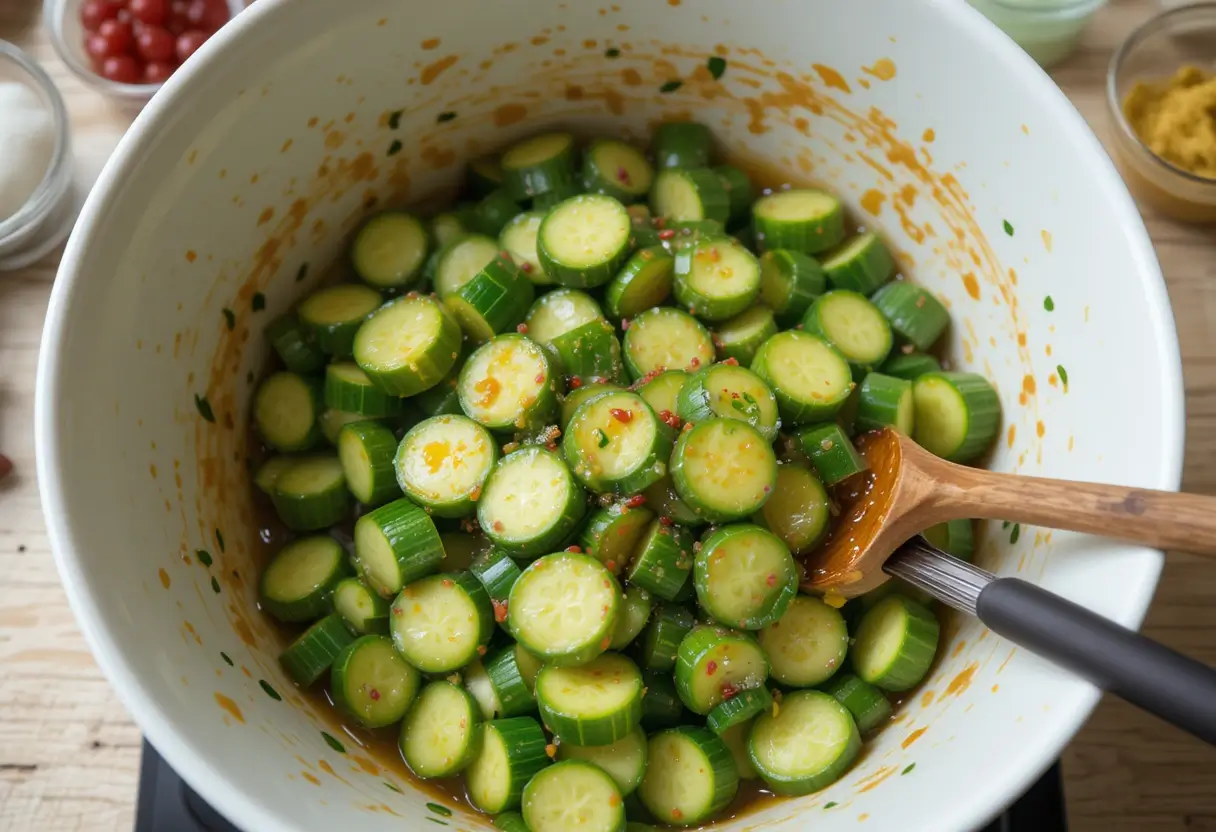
(803, 427, 1216, 598)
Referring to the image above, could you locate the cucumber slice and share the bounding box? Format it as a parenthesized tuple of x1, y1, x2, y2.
(564, 390, 671, 495)
(478, 447, 587, 558)
(259, 534, 349, 622)
(558, 724, 648, 795)
(353, 294, 462, 396)
(466, 717, 551, 814)
(650, 168, 730, 225)
(350, 211, 429, 289)
(713, 165, 754, 225)
(395, 414, 499, 518)
(464, 657, 505, 720)
(298, 283, 383, 357)
(912, 372, 1001, 463)
(509, 552, 620, 666)
(753, 464, 831, 555)
(636, 370, 687, 422)
(672, 238, 761, 321)
(434, 234, 501, 299)
(468, 156, 505, 197)
(606, 247, 675, 320)
(881, 350, 942, 381)
(855, 372, 914, 434)
(818, 672, 893, 734)
(538, 194, 633, 289)
(324, 363, 402, 418)
(524, 288, 605, 346)
(430, 212, 468, 249)
(695, 525, 798, 631)
(390, 571, 493, 673)
(870, 280, 951, 352)
(675, 626, 769, 714)
(254, 372, 322, 452)
(446, 254, 535, 343)
(332, 576, 390, 635)
(265, 314, 326, 374)
(663, 219, 727, 254)
(675, 363, 780, 442)
(353, 498, 444, 597)
(851, 593, 940, 691)
(759, 595, 849, 687)
(537, 652, 644, 746)
(523, 760, 626, 832)
(337, 420, 401, 507)
(399, 680, 483, 778)
(255, 455, 298, 494)
(802, 290, 893, 378)
(747, 690, 860, 795)
(321, 411, 372, 447)
(583, 138, 655, 203)
(279, 614, 355, 687)
(623, 308, 715, 381)
(758, 249, 826, 327)
(458, 334, 560, 432)
(550, 319, 625, 385)
(412, 344, 469, 418)
(821, 231, 895, 295)
(625, 519, 694, 602)
(561, 382, 624, 431)
(651, 122, 711, 170)
(719, 720, 759, 780)
(470, 189, 526, 237)
(470, 547, 525, 604)
(580, 502, 656, 575)
(706, 686, 772, 735)
(671, 419, 777, 524)
(640, 476, 703, 528)
(515, 643, 544, 692)
(482, 643, 538, 717)
(712, 307, 778, 366)
(531, 182, 586, 212)
(638, 727, 738, 826)
(331, 634, 421, 728)
(493, 813, 531, 832)
(271, 454, 350, 531)
(501, 132, 577, 201)
(796, 423, 867, 486)
(922, 518, 975, 562)
(611, 584, 653, 650)
(752, 189, 845, 255)
(438, 532, 489, 572)
(500, 211, 553, 285)
(750, 330, 854, 425)
(640, 670, 684, 731)
(639, 604, 695, 672)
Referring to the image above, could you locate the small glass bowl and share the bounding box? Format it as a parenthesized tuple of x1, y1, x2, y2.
(1107, 3, 1216, 223)
(967, 0, 1107, 68)
(0, 41, 76, 272)
(44, 0, 246, 104)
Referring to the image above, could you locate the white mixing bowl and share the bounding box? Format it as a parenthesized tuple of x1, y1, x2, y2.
(36, 0, 1184, 829)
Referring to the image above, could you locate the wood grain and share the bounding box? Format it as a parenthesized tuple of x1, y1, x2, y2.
(2, 1, 1215, 830)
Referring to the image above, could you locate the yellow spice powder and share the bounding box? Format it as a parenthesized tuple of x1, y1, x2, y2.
(1124, 65, 1216, 179)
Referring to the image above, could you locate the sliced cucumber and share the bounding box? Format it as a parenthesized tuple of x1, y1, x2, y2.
(481, 643, 538, 717)
(713, 165, 754, 225)
(523, 760, 626, 832)
(353, 294, 462, 396)
(316, 411, 366, 446)
(638, 727, 738, 826)
(753, 464, 831, 554)
(446, 254, 535, 343)
(411, 343, 469, 419)
(851, 593, 940, 691)
(706, 685, 772, 735)
(636, 370, 688, 420)
(478, 447, 587, 558)
(271, 454, 350, 531)
(871, 280, 951, 352)
(855, 372, 914, 434)
(337, 420, 400, 507)
(611, 584, 654, 650)
(639, 604, 695, 672)
(259, 534, 349, 622)
(550, 319, 625, 385)
(332, 576, 390, 634)
(433, 234, 501, 299)
(821, 231, 895, 295)
(750, 330, 854, 425)
(399, 680, 483, 778)
(537, 652, 644, 746)
(758, 595, 849, 687)
(558, 724, 648, 795)
(922, 518, 975, 562)
(675, 363, 780, 442)
(254, 372, 321, 452)
(650, 168, 730, 225)
(531, 182, 586, 213)
(468, 156, 505, 197)
(802, 290, 893, 378)
(674, 626, 769, 714)
(818, 672, 893, 734)
(324, 363, 402, 418)
(583, 138, 655, 203)
(625, 519, 694, 602)
(881, 350, 942, 381)
(695, 524, 798, 631)
(350, 211, 429, 289)
(663, 219, 727, 254)
(458, 334, 560, 432)
(430, 212, 468, 249)
(912, 372, 1001, 463)
(353, 497, 444, 597)
(752, 189, 845, 255)
(640, 476, 703, 528)
(640, 670, 685, 730)
(279, 614, 355, 687)
(672, 237, 761, 321)
(758, 249, 827, 327)
(671, 419, 777, 524)
(298, 283, 383, 357)
(265, 314, 326, 374)
(795, 423, 867, 486)
(508, 552, 620, 666)
(331, 634, 421, 728)
(466, 717, 552, 814)
(500, 210, 552, 285)
(470, 189, 527, 238)
(651, 122, 712, 170)
(747, 690, 860, 795)
(719, 720, 759, 780)
(564, 390, 671, 495)
(395, 414, 499, 518)
(524, 288, 605, 346)
(493, 813, 531, 832)
(390, 571, 493, 673)
(561, 382, 623, 431)
(623, 308, 715, 381)
(470, 547, 525, 604)
(538, 194, 633, 289)
(439, 532, 489, 572)
(580, 502, 656, 575)
(712, 307, 778, 366)
(255, 455, 298, 495)
(515, 643, 544, 693)
(501, 132, 577, 201)
(606, 247, 675, 320)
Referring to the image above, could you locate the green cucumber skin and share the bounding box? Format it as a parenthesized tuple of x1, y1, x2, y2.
(796, 423, 868, 486)
(395, 415, 499, 518)
(523, 761, 628, 831)
(324, 364, 404, 418)
(669, 420, 778, 524)
(758, 249, 827, 327)
(501, 134, 577, 201)
(606, 247, 675, 321)
(752, 190, 846, 255)
(639, 726, 739, 826)
(818, 672, 893, 734)
(355, 498, 445, 596)
(651, 122, 712, 170)
(299, 286, 384, 358)
(330, 635, 420, 728)
(693, 524, 798, 631)
(672, 240, 761, 322)
(354, 296, 464, 397)
(484, 644, 538, 717)
(749, 331, 855, 425)
(537, 195, 632, 289)
(508, 553, 620, 666)
(255, 373, 323, 453)
(457, 334, 561, 433)
(674, 626, 769, 715)
(470, 548, 525, 602)
(870, 280, 951, 351)
(469, 189, 526, 237)
(470, 717, 552, 814)
(714, 165, 754, 225)
(706, 686, 773, 735)
(801, 290, 894, 378)
(448, 255, 535, 341)
(279, 615, 356, 687)
(854, 372, 914, 435)
(640, 670, 686, 730)
(493, 813, 531, 832)
(639, 604, 696, 672)
(712, 308, 778, 367)
(270, 461, 351, 532)
(332, 576, 390, 635)
(259, 536, 351, 622)
(580, 504, 656, 575)
(881, 351, 942, 381)
(550, 319, 626, 385)
(582, 138, 655, 203)
(610, 584, 655, 650)
(922, 518, 975, 562)
(746, 690, 860, 795)
(625, 521, 694, 602)
(390, 571, 495, 673)
(674, 365, 780, 443)
(536, 657, 644, 747)
(265, 314, 327, 374)
(912, 371, 1002, 463)
(651, 168, 731, 225)
(852, 594, 941, 691)
(478, 448, 588, 558)
(349, 211, 429, 290)
(467, 157, 504, 198)
(822, 231, 896, 295)
(338, 420, 402, 507)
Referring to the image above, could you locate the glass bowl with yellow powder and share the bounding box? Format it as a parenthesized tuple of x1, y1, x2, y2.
(1108, 3, 1216, 222)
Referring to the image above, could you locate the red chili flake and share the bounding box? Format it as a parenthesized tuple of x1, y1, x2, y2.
(369, 688, 381, 701)
(492, 599, 509, 623)
(535, 372, 545, 383)
(689, 357, 702, 368)
(545, 743, 558, 758)
(721, 683, 738, 699)
(545, 442, 557, 452)
(517, 322, 530, 333)
(569, 377, 583, 389)
(654, 216, 668, 229)
(623, 494, 647, 508)
(659, 516, 674, 527)
(610, 408, 634, 423)
(730, 390, 740, 399)
(681, 421, 695, 432)
(469, 485, 483, 502)
(499, 250, 511, 259)
(599, 637, 611, 650)
(659, 410, 682, 429)
(722, 357, 740, 367)
(492, 520, 505, 532)
(671, 809, 684, 820)
(520, 261, 534, 273)
(621, 318, 631, 330)
(406, 291, 420, 299)
(766, 573, 777, 587)
(658, 229, 676, 240)
(763, 485, 771, 493)
(566, 545, 583, 553)
(442, 578, 454, 588)
(605, 560, 617, 572)
(617, 165, 631, 184)
(477, 644, 488, 656)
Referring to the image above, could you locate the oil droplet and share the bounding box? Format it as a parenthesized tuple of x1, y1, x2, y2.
(158, 568, 171, 588)
(214, 692, 244, 723)
(922, 128, 935, 143)
(1022, 374, 1036, 396)
(1041, 229, 1053, 252)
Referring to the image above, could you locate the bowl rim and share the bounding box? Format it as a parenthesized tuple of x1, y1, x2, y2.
(36, 0, 1185, 830)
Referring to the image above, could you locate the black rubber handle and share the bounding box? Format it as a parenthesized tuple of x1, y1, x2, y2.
(976, 577, 1216, 745)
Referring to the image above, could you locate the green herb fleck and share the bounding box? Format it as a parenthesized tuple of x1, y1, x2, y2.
(596, 428, 610, 448)
(1003, 219, 1014, 236)
(437, 112, 457, 123)
(385, 782, 403, 793)
(425, 820, 448, 827)
(321, 731, 345, 752)
(707, 56, 727, 80)
(388, 109, 403, 130)
(825, 802, 838, 809)
(216, 528, 225, 552)
(197, 549, 213, 567)
(902, 763, 916, 775)
(1002, 520, 1010, 529)
(252, 292, 266, 312)
(194, 394, 216, 423)
(659, 79, 683, 93)
(296, 263, 309, 282)
(220, 652, 233, 666)
(210, 576, 221, 594)
(741, 391, 757, 404)
(260, 680, 282, 701)
(604, 47, 621, 58)
(1043, 295, 1055, 312)
(1057, 364, 1068, 388)
(387, 139, 403, 157)
(426, 804, 454, 818)
(222, 308, 235, 331)
(1010, 523, 1021, 544)
(730, 399, 748, 413)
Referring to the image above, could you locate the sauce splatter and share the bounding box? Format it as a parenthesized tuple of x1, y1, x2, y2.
(962, 272, 980, 300)
(214, 692, 244, 723)
(303, 772, 321, 786)
(421, 37, 440, 50)
(812, 64, 851, 94)
(902, 726, 927, 748)
(863, 58, 896, 81)
(185, 250, 197, 263)
(855, 765, 896, 793)
(1036, 420, 1045, 438)
(158, 568, 171, 588)
(1007, 424, 1016, 448)
(1041, 229, 1053, 252)
(421, 55, 458, 86)
(492, 103, 528, 127)
(859, 189, 886, 216)
(922, 128, 935, 142)
(942, 661, 978, 700)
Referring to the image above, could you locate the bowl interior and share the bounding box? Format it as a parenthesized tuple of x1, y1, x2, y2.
(39, 0, 1181, 830)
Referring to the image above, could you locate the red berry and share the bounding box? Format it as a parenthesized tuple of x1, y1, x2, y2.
(130, 0, 168, 24)
(97, 18, 134, 55)
(175, 29, 209, 62)
(135, 25, 175, 61)
(81, 0, 121, 31)
(85, 33, 111, 63)
(143, 60, 175, 83)
(100, 55, 141, 83)
(185, 0, 228, 31)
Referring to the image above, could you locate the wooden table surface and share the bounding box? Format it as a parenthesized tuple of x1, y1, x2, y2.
(3, 1, 1216, 829)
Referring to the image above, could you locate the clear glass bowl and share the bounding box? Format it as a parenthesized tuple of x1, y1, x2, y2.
(967, 0, 1106, 68)
(1107, 3, 1216, 223)
(44, 0, 246, 104)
